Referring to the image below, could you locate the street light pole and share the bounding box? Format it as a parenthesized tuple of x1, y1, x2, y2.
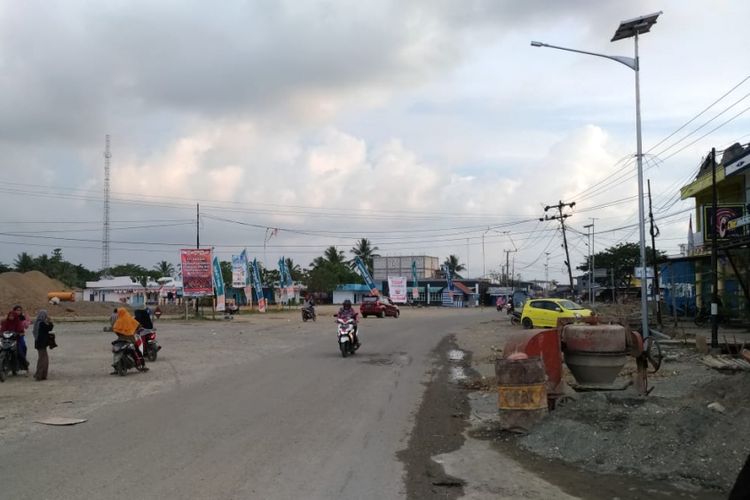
(531, 11, 662, 340)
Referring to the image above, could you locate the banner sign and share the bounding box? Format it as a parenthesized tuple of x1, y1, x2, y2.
(212, 255, 225, 312)
(442, 264, 454, 291)
(180, 248, 213, 296)
(278, 256, 292, 287)
(388, 276, 408, 303)
(411, 261, 419, 299)
(251, 258, 266, 313)
(703, 205, 746, 240)
(354, 256, 379, 295)
(231, 251, 248, 288)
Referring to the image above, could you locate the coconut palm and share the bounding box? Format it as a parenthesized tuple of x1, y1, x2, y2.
(284, 257, 303, 281)
(442, 254, 466, 279)
(324, 246, 346, 266)
(350, 238, 380, 275)
(153, 260, 175, 278)
(14, 252, 35, 272)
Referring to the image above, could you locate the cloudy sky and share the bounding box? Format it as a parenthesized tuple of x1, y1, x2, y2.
(1, 0, 748, 283)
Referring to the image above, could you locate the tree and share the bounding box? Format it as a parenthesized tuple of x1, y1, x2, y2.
(350, 238, 380, 275)
(324, 246, 346, 266)
(153, 260, 175, 278)
(14, 252, 35, 272)
(578, 242, 667, 292)
(220, 260, 232, 287)
(306, 248, 361, 292)
(442, 254, 466, 279)
(107, 263, 153, 286)
(284, 257, 303, 282)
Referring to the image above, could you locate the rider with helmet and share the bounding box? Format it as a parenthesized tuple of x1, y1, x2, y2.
(337, 299, 360, 347)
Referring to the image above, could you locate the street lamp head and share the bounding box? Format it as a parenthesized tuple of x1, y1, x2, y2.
(530, 41, 544, 47)
(611, 11, 662, 42)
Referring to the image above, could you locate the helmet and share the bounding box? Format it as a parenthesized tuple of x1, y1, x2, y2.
(343, 299, 352, 309)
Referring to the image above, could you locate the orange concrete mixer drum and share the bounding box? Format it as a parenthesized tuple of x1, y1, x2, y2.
(47, 291, 75, 302)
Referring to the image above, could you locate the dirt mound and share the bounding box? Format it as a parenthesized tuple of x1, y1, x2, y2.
(0, 271, 69, 311)
(0, 271, 114, 318)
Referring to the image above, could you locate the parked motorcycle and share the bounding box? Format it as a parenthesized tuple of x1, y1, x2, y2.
(301, 307, 316, 322)
(111, 333, 148, 376)
(0, 331, 21, 381)
(336, 318, 359, 358)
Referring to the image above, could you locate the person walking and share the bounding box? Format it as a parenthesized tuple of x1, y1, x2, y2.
(32, 310, 54, 381)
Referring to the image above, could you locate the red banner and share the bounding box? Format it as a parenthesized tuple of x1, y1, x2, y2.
(181, 249, 213, 296)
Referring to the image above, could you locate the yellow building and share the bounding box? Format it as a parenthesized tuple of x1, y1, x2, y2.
(679, 142, 749, 318)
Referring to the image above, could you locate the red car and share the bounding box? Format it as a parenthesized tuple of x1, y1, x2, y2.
(360, 295, 400, 318)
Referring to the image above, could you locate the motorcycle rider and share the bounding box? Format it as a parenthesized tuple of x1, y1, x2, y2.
(302, 295, 316, 318)
(337, 299, 360, 347)
(111, 307, 147, 371)
(2, 305, 29, 372)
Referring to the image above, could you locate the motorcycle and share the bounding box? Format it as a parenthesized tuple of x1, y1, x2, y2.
(0, 331, 22, 381)
(111, 333, 148, 376)
(509, 310, 522, 326)
(139, 329, 161, 362)
(336, 317, 359, 358)
(301, 306, 316, 322)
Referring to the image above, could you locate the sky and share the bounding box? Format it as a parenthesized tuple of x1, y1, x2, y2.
(0, 0, 748, 284)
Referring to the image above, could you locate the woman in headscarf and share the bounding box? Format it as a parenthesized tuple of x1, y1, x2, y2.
(2, 305, 29, 371)
(32, 310, 54, 381)
(111, 307, 146, 369)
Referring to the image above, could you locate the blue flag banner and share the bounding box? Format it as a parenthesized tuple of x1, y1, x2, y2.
(212, 255, 225, 312)
(354, 256, 379, 295)
(442, 264, 454, 291)
(251, 258, 267, 313)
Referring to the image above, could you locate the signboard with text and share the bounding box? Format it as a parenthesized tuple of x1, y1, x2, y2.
(388, 276, 407, 303)
(180, 249, 213, 296)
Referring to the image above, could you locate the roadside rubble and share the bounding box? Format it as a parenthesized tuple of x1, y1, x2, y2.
(455, 316, 750, 497)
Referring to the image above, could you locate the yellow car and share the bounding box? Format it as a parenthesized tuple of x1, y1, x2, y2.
(520, 298, 592, 329)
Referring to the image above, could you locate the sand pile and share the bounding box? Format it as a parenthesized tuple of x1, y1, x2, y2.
(0, 271, 70, 310)
(0, 271, 112, 318)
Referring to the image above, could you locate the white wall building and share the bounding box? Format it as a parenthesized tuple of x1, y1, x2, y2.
(83, 276, 146, 305)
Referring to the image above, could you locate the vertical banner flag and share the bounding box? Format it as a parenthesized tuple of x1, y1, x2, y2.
(388, 276, 408, 303)
(231, 253, 248, 288)
(411, 260, 419, 300)
(180, 249, 213, 296)
(442, 264, 454, 292)
(354, 256, 379, 295)
(278, 256, 289, 303)
(212, 255, 225, 312)
(240, 249, 252, 306)
(251, 258, 267, 313)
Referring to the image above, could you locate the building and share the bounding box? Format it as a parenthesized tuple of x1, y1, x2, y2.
(332, 284, 383, 304)
(83, 276, 146, 305)
(372, 255, 440, 281)
(678, 142, 750, 319)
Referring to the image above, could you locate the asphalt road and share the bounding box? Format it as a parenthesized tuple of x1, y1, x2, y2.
(0, 308, 487, 500)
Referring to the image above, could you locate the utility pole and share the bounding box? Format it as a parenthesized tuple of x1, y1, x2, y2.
(710, 148, 719, 348)
(647, 180, 662, 327)
(544, 252, 550, 297)
(584, 222, 593, 305)
(102, 135, 111, 273)
(541, 201, 576, 294)
(195, 203, 200, 318)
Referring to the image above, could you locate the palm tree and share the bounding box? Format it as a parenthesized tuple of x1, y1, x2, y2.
(284, 257, 303, 281)
(153, 260, 175, 278)
(14, 252, 35, 272)
(324, 246, 346, 266)
(350, 238, 380, 274)
(443, 254, 466, 279)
